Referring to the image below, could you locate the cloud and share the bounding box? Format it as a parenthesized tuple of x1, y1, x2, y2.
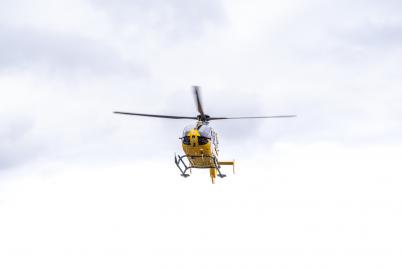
(1, 0, 401, 171)
(1, 142, 401, 267)
(90, 0, 224, 40)
(1, 1, 402, 267)
(0, 116, 41, 170)
(0, 25, 144, 75)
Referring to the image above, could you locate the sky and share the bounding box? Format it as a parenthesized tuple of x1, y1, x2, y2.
(0, 0, 401, 267)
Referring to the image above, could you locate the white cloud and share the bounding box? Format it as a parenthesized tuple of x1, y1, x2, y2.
(1, 143, 401, 267)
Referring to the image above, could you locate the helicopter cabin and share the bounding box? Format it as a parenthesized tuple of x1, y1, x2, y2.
(181, 123, 219, 168)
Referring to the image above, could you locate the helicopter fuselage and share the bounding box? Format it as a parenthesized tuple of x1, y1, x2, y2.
(181, 122, 220, 180)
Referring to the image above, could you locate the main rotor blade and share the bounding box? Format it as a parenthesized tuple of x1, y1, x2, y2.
(193, 86, 205, 119)
(114, 111, 197, 120)
(208, 115, 296, 120)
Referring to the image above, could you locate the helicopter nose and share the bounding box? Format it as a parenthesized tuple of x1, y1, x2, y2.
(191, 135, 197, 146)
(189, 129, 199, 146)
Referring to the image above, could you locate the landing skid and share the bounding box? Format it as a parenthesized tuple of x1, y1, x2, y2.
(174, 154, 227, 178)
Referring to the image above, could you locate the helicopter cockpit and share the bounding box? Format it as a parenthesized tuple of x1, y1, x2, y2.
(182, 124, 217, 147)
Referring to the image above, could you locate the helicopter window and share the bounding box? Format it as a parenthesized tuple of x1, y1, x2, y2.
(198, 136, 209, 145)
(182, 136, 191, 145)
(198, 125, 212, 138)
(182, 124, 194, 137)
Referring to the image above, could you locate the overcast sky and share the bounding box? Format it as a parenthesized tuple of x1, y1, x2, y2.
(1, 0, 401, 267)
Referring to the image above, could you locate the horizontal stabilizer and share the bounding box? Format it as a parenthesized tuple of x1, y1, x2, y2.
(218, 160, 235, 174)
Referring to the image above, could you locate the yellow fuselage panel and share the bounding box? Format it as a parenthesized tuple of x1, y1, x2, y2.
(182, 129, 214, 168)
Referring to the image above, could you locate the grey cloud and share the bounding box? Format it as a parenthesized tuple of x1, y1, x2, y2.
(0, 117, 42, 170)
(266, 0, 402, 63)
(244, 1, 402, 145)
(91, 0, 224, 40)
(1, 0, 402, 173)
(0, 26, 144, 75)
(340, 24, 402, 49)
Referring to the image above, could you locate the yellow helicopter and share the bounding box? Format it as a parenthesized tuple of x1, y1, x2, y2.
(114, 86, 295, 184)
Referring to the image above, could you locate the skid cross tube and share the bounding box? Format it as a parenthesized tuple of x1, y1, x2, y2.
(174, 154, 227, 178)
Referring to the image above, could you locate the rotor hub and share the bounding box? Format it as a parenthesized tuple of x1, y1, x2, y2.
(197, 114, 210, 121)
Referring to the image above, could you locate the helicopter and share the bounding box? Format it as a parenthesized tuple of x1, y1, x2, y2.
(114, 86, 296, 184)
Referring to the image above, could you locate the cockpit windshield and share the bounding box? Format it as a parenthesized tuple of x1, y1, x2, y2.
(182, 125, 194, 137)
(198, 125, 212, 138)
(182, 124, 212, 138)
